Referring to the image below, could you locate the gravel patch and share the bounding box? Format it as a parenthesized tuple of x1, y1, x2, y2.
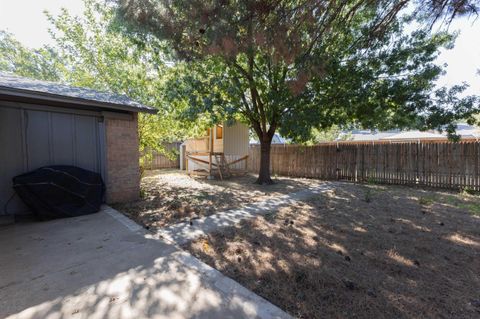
(112, 169, 324, 229)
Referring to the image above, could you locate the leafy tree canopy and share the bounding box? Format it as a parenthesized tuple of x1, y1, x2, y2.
(44, 0, 184, 160)
(118, 0, 479, 183)
(0, 0, 198, 168)
(0, 31, 62, 81)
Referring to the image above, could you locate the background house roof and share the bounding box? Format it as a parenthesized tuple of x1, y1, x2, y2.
(250, 133, 287, 144)
(339, 129, 400, 141)
(0, 72, 156, 114)
(381, 130, 445, 140)
(452, 123, 480, 138)
(339, 124, 480, 142)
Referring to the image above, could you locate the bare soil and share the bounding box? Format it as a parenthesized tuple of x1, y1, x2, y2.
(112, 169, 323, 228)
(184, 183, 480, 319)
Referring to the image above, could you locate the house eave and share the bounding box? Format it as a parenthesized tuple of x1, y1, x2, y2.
(0, 86, 158, 114)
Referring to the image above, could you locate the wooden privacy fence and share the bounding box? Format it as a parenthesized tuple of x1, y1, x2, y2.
(143, 142, 181, 169)
(248, 141, 480, 190)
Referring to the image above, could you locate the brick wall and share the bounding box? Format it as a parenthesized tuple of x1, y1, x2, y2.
(104, 113, 140, 203)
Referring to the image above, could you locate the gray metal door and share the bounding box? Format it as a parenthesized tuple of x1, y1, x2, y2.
(0, 104, 104, 215)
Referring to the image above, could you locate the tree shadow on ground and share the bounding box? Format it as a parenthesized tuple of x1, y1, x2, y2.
(0, 210, 272, 319)
(113, 169, 323, 228)
(184, 183, 480, 319)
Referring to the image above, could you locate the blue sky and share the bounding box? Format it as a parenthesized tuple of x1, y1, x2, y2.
(0, 0, 479, 96)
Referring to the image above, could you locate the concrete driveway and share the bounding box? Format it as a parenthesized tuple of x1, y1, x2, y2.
(0, 207, 289, 319)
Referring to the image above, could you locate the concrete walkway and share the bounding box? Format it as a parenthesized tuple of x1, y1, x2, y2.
(0, 206, 290, 319)
(155, 183, 335, 245)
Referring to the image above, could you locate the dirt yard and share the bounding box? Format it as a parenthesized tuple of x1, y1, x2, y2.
(112, 169, 323, 228)
(184, 183, 480, 319)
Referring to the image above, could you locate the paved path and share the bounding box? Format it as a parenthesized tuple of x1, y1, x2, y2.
(1, 206, 290, 319)
(155, 182, 335, 245)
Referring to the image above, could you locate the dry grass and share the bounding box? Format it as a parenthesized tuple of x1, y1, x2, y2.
(112, 169, 323, 228)
(184, 183, 480, 319)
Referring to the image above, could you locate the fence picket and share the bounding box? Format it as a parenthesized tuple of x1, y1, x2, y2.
(248, 141, 480, 191)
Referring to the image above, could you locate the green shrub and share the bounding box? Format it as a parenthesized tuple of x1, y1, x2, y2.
(419, 197, 434, 206)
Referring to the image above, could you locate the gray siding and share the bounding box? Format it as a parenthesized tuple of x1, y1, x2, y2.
(0, 107, 28, 214)
(0, 103, 104, 215)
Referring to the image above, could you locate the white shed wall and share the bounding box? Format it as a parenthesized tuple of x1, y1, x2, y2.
(223, 122, 249, 156)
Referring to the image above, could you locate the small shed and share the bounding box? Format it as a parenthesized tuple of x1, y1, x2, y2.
(0, 73, 156, 217)
(182, 121, 249, 179)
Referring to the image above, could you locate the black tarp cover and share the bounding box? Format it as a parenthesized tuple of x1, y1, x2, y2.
(13, 166, 105, 220)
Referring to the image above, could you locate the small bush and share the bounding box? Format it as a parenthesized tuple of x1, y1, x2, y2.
(139, 187, 147, 199)
(419, 197, 434, 206)
(461, 187, 479, 196)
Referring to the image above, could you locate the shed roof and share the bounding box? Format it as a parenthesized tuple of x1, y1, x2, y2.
(0, 72, 156, 114)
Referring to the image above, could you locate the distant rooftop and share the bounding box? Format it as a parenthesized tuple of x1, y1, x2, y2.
(0, 72, 156, 114)
(338, 125, 480, 142)
(383, 131, 445, 140)
(250, 133, 287, 144)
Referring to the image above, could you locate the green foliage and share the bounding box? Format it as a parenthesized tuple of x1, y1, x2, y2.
(118, 0, 479, 184)
(461, 187, 478, 196)
(0, 0, 197, 170)
(44, 0, 181, 158)
(419, 196, 435, 206)
(458, 202, 480, 216)
(418, 192, 480, 216)
(0, 31, 62, 81)
(304, 125, 351, 144)
(139, 186, 147, 199)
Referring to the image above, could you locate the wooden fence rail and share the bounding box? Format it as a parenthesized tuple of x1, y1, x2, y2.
(248, 141, 480, 190)
(143, 142, 181, 170)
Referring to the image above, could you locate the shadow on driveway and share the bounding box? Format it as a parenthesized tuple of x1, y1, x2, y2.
(0, 207, 289, 319)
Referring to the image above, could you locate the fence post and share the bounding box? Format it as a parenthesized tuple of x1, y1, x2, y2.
(244, 140, 479, 190)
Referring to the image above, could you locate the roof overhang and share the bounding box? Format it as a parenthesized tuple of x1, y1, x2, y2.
(0, 86, 158, 114)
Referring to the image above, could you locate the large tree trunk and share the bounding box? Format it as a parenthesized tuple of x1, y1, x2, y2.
(256, 134, 274, 185)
